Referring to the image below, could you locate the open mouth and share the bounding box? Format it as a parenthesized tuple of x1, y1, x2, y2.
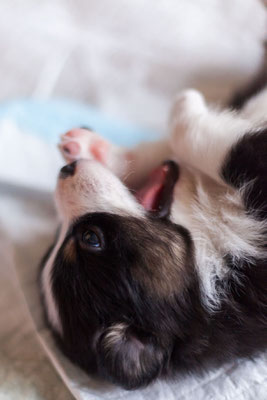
(134, 160, 179, 217)
(59, 158, 179, 218)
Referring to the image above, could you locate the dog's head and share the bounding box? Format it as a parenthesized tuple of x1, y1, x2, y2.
(41, 159, 200, 389)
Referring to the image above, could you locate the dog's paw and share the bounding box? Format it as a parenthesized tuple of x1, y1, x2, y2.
(59, 128, 127, 176)
(169, 89, 207, 131)
(169, 90, 208, 159)
(59, 128, 114, 164)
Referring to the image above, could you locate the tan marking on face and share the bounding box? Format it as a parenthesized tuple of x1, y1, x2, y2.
(124, 218, 192, 299)
(63, 238, 76, 263)
(134, 240, 189, 298)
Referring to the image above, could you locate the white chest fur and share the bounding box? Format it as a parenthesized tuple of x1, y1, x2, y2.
(171, 167, 267, 309)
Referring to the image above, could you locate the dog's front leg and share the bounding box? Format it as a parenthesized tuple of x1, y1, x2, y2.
(169, 90, 253, 185)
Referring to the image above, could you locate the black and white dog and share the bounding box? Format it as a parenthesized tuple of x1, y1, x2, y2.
(41, 81, 267, 389)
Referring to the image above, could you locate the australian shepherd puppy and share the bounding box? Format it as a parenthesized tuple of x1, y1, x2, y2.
(40, 81, 267, 389)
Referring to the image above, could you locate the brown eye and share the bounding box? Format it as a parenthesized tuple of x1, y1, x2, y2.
(82, 228, 103, 250)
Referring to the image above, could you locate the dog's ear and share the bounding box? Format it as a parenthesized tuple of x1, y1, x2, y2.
(96, 323, 168, 390)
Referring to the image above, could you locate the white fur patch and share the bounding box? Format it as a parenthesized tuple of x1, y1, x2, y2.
(41, 222, 69, 335)
(55, 159, 144, 221)
(169, 90, 254, 185)
(102, 323, 128, 350)
(171, 171, 267, 309)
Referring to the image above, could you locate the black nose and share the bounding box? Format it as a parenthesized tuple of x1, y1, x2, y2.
(60, 161, 77, 178)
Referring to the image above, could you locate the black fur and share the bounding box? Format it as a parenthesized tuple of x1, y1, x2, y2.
(46, 213, 200, 389)
(222, 128, 267, 219)
(41, 207, 267, 389)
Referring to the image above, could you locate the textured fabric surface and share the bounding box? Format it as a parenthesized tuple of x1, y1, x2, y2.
(0, 213, 73, 400)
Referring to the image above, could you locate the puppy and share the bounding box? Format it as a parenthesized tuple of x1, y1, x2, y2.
(40, 85, 267, 390)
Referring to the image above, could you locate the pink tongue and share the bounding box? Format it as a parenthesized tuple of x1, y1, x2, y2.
(135, 165, 169, 211)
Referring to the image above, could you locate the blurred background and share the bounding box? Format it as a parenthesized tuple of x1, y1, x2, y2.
(0, 0, 266, 131)
(0, 1, 266, 399)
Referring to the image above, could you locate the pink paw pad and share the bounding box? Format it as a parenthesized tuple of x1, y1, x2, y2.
(64, 129, 89, 138)
(59, 127, 117, 167)
(62, 141, 81, 157)
(90, 140, 109, 164)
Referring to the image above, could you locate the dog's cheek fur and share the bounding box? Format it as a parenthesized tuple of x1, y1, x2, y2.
(121, 217, 194, 299)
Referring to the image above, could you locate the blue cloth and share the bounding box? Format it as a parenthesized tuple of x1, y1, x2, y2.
(0, 98, 158, 146)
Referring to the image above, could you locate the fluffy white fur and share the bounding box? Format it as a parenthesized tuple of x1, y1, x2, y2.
(55, 159, 144, 221)
(42, 222, 68, 334)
